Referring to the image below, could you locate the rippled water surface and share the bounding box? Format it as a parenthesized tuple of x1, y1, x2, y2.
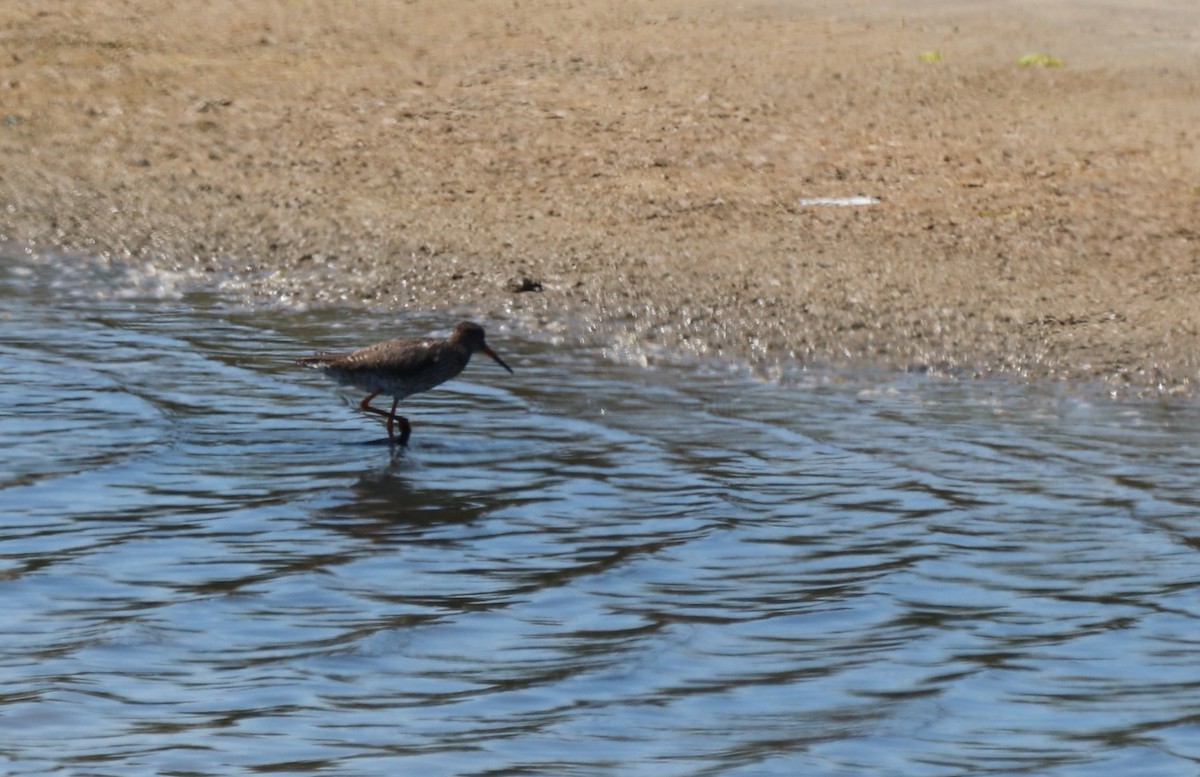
(3, 248, 1200, 776)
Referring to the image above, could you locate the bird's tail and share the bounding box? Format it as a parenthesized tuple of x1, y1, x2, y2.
(297, 353, 339, 368)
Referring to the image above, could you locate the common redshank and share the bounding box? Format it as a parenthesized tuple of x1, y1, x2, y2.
(298, 321, 513, 445)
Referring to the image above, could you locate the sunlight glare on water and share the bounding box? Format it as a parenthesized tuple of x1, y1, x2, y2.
(2, 248, 1200, 776)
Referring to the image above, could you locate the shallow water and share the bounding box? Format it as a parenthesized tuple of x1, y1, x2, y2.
(3, 248, 1200, 776)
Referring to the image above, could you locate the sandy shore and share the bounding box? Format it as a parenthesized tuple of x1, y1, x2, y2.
(2, 0, 1198, 393)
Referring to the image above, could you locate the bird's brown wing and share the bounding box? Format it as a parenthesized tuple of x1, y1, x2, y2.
(339, 337, 444, 377)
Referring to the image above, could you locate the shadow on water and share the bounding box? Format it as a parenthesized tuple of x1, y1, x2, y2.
(3, 247, 1200, 776)
(316, 455, 503, 539)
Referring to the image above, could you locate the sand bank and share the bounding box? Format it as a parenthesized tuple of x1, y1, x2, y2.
(2, 0, 1198, 392)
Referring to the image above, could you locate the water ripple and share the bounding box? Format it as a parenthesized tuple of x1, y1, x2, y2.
(3, 249, 1200, 775)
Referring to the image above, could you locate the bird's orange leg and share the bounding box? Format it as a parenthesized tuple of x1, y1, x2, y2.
(359, 392, 381, 414)
(386, 397, 398, 439)
(358, 394, 410, 444)
(358, 392, 393, 427)
(359, 393, 394, 421)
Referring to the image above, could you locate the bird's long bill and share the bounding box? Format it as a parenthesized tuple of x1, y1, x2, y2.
(482, 344, 514, 374)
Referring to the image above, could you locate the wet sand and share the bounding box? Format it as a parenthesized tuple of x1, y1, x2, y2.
(2, 0, 1198, 393)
